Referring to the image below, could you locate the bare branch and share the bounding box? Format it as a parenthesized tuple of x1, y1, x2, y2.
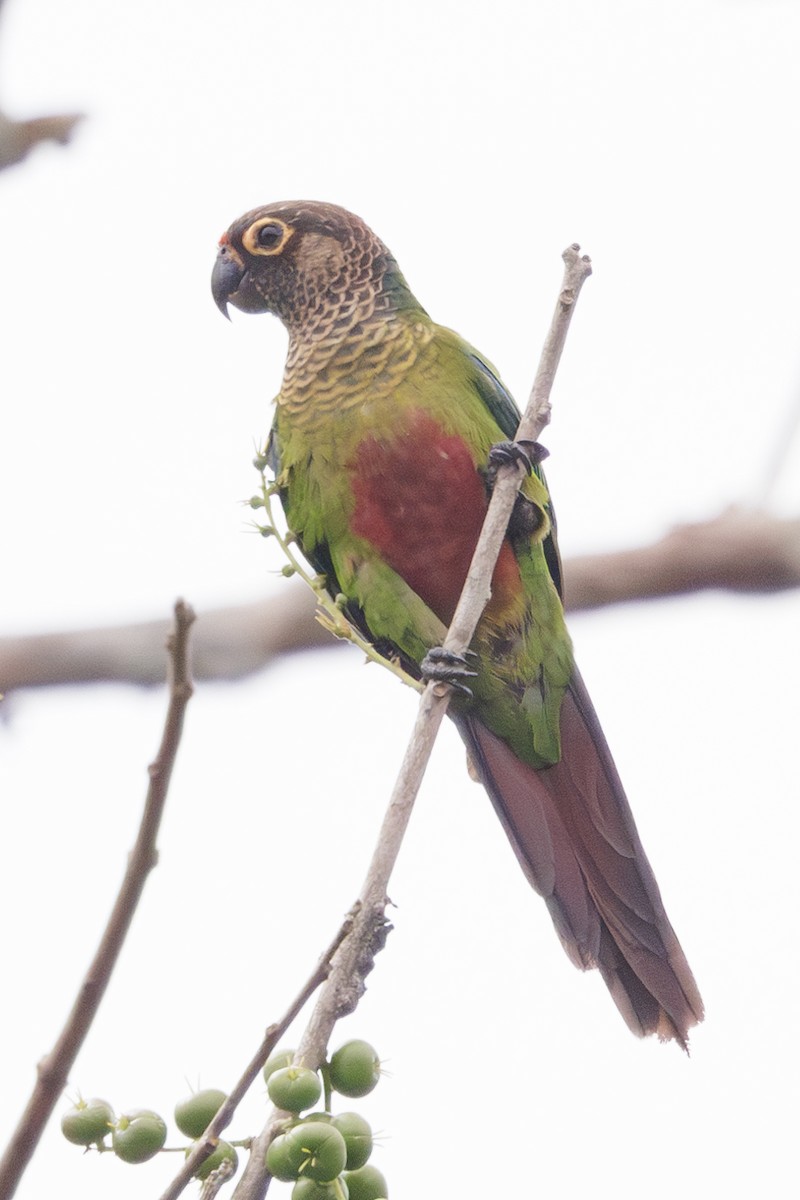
(0, 601, 195, 1200)
(2, 508, 798, 699)
(0, 590, 333, 694)
(231, 902, 391, 1199)
(199, 1155, 237, 1200)
(442, 245, 592, 655)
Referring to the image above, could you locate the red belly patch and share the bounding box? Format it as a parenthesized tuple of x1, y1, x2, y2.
(349, 410, 521, 625)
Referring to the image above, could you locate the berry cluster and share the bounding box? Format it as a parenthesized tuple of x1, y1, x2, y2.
(60, 1089, 237, 1177)
(60, 1038, 388, 1197)
(264, 1040, 388, 1200)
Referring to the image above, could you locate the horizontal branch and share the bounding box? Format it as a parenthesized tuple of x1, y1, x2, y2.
(1, 510, 797, 697)
(563, 507, 800, 608)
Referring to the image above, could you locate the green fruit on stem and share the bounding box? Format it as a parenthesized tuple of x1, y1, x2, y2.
(111, 1109, 167, 1163)
(266, 1133, 300, 1182)
(174, 1088, 227, 1138)
(263, 1047, 296, 1084)
(292, 1176, 350, 1200)
(330, 1112, 373, 1170)
(188, 1138, 238, 1181)
(285, 1120, 347, 1182)
(328, 1042, 380, 1099)
(342, 1163, 389, 1200)
(60, 1098, 115, 1146)
(268, 1066, 322, 1113)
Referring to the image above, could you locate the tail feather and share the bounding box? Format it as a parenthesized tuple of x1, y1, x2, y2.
(457, 670, 703, 1048)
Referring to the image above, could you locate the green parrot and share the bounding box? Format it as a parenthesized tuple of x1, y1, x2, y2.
(212, 201, 703, 1047)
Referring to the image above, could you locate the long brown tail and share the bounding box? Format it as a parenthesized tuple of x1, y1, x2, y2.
(457, 670, 703, 1048)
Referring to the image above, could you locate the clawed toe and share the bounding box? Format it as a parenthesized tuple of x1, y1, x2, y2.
(421, 646, 478, 696)
(487, 439, 549, 477)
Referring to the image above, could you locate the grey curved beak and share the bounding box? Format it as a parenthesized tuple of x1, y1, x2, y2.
(211, 247, 246, 320)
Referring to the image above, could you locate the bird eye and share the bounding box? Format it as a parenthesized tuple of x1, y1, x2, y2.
(257, 223, 284, 249)
(243, 217, 292, 256)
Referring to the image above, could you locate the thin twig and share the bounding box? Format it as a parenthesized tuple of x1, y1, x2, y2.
(157, 912, 356, 1200)
(0, 600, 196, 1200)
(441, 244, 592, 656)
(231, 245, 593, 1200)
(254, 476, 422, 693)
(199, 1155, 237, 1200)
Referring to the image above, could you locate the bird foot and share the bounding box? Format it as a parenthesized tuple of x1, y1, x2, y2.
(487, 439, 549, 481)
(421, 646, 478, 696)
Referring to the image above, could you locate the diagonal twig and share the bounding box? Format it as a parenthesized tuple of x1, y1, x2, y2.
(157, 911, 356, 1200)
(0, 600, 196, 1200)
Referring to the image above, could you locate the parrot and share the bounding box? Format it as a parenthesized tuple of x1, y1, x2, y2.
(212, 200, 703, 1047)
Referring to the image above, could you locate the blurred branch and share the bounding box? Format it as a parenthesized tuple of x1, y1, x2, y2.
(0, 509, 798, 698)
(0, 111, 83, 169)
(0, 601, 195, 1200)
(0, 589, 333, 693)
(0, 0, 83, 170)
(563, 507, 800, 609)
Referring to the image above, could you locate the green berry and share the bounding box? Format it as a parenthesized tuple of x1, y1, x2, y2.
(60, 1098, 115, 1147)
(292, 1178, 349, 1200)
(266, 1133, 300, 1182)
(112, 1109, 167, 1163)
(188, 1138, 238, 1181)
(328, 1042, 380, 1099)
(268, 1066, 322, 1113)
(285, 1120, 347, 1182)
(263, 1047, 296, 1083)
(174, 1088, 227, 1138)
(342, 1164, 388, 1200)
(330, 1112, 373, 1170)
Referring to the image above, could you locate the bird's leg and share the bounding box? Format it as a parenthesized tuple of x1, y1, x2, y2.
(508, 493, 547, 540)
(420, 646, 478, 696)
(486, 440, 549, 541)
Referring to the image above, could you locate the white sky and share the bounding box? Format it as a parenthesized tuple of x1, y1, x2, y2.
(2, 1, 799, 1197)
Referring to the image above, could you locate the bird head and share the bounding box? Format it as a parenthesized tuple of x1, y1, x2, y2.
(212, 200, 423, 335)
